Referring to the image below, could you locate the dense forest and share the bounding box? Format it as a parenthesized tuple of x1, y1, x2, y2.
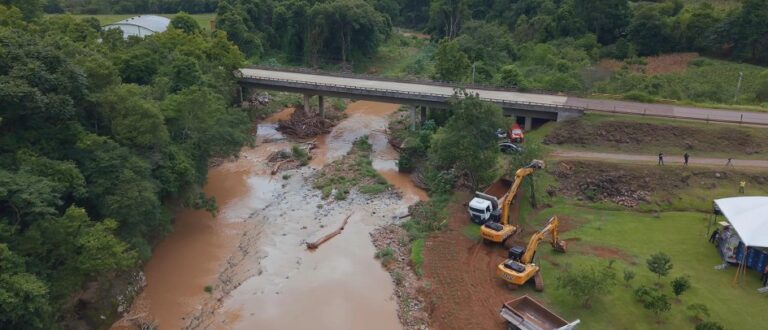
(0, 3, 250, 328)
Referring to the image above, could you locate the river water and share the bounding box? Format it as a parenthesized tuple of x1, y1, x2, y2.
(114, 101, 425, 329)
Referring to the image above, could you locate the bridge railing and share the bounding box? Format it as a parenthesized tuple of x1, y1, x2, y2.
(243, 65, 569, 97)
(238, 73, 585, 114)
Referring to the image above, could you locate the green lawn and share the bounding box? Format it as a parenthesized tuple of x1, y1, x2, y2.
(46, 13, 216, 31)
(515, 205, 765, 330)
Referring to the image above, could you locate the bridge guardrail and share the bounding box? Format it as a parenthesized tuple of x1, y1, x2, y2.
(239, 74, 586, 114)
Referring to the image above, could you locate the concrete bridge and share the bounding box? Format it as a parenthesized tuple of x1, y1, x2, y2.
(237, 67, 768, 127)
(237, 68, 583, 130)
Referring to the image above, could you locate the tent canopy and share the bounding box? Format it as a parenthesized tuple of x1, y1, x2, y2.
(714, 197, 768, 248)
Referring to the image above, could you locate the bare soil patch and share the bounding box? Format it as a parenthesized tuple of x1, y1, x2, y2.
(597, 52, 699, 76)
(551, 160, 768, 208)
(544, 119, 765, 156)
(421, 193, 520, 330)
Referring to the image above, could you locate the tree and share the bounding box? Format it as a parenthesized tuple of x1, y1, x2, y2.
(573, 0, 630, 44)
(671, 276, 691, 297)
(730, 0, 768, 64)
(696, 321, 725, 330)
(428, 0, 469, 39)
(498, 65, 524, 88)
(170, 12, 201, 34)
(557, 263, 617, 308)
(309, 0, 390, 64)
(1, 0, 43, 20)
(647, 252, 673, 280)
(0, 244, 52, 329)
(428, 91, 505, 189)
(628, 5, 673, 56)
(433, 38, 470, 82)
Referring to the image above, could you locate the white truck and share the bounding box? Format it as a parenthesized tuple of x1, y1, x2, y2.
(468, 179, 513, 225)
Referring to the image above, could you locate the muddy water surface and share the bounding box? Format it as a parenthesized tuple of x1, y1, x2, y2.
(116, 103, 426, 329)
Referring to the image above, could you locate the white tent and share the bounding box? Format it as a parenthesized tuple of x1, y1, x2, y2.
(714, 197, 768, 248)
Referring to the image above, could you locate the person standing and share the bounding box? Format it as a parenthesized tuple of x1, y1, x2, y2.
(684, 152, 690, 166)
(762, 264, 768, 287)
(726, 158, 733, 166)
(658, 152, 664, 165)
(709, 228, 719, 244)
(739, 179, 746, 194)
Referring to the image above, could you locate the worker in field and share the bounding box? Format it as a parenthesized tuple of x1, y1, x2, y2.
(739, 179, 746, 194)
(762, 264, 768, 287)
(726, 158, 733, 166)
(658, 152, 664, 165)
(684, 153, 690, 166)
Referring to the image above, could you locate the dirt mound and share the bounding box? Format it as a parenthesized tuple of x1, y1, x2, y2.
(597, 52, 698, 76)
(544, 119, 764, 156)
(277, 108, 343, 139)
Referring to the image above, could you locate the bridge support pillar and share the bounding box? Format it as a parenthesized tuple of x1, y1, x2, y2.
(524, 116, 533, 131)
(409, 105, 417, 130)
(318, 95, 325, 118)
(303, 94, 311, 115)
(420, 106, 427, 126)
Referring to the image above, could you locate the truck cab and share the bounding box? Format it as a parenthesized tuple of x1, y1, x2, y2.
(468, 197, 500, 224)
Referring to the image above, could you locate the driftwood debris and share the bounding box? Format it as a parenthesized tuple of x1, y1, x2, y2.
(277, 108, 338, 139)
(306, 213, 353, 250)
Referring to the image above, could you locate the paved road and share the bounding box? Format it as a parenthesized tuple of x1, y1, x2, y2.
(550, 150, 768, 168)
(239, 68, 768, 125)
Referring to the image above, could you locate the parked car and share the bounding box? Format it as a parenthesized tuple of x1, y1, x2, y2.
(499, 142, 523, 154)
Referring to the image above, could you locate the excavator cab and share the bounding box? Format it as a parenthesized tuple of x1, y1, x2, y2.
(497, 216, 567, 291)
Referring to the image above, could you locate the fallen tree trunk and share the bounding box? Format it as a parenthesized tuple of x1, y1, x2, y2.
(306, 213, 353, 250)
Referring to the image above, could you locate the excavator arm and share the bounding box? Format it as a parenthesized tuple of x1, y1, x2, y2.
(500, 160, 544, 226)
(521, 216, 567, 264)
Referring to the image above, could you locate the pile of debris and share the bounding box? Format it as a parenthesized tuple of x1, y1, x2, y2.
(277, 108, 343, 139)
(553, 161, 653, 207)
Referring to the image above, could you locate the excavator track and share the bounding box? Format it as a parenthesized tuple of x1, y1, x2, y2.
(534, 270, 544, 291)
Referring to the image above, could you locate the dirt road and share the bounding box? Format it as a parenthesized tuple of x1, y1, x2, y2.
(550, 150, 768, 168)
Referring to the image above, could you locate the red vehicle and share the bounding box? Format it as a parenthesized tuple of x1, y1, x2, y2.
(508, 123, 525, 143)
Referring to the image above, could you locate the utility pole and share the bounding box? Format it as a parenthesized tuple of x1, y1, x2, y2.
(734, 71, 744, 101)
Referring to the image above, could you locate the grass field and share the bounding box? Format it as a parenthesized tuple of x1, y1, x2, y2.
(514, 204, 765, 330)
(46, 13, 216, 31)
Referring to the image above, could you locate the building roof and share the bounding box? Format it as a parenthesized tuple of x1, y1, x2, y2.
(104, 15, 170, 33)
(715, 197, 768, 247)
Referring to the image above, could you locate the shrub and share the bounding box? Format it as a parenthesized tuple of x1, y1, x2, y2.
(696, 321, 725, 330)
(204, 285, 213, 293)
(375, 247, 395, 266)
(623, 268, 636, 286)
(291, 144, 310, 166)
(360, 184, 388, 194)
(624, 91, 656, 103)
(410, 238, 425, 276)
(671, 276, 691, 297)
(687, 303, 710, 322)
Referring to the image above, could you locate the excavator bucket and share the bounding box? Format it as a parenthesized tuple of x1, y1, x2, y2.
(527, 159, 545, 169)
(552, 239, 567, 253)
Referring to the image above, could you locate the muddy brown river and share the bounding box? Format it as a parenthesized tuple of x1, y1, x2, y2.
(114, 101, 425, 329)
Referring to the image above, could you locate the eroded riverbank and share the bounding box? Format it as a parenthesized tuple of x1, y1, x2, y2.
(114, 101, 426, 329)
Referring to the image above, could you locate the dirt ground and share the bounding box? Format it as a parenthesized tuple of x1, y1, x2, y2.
(544, 118, 766, 156)
(421, 192, 514, 330)
(550, 160, 768, 207)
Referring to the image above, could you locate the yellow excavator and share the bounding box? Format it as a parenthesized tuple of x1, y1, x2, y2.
(479, 160, 544, 245)
(497, 216, 567, 291)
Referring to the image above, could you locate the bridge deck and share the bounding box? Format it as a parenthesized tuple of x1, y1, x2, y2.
(239, 68, 568, 106)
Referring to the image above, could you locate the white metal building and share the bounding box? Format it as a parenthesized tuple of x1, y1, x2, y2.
(103, 15, 170, 38)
